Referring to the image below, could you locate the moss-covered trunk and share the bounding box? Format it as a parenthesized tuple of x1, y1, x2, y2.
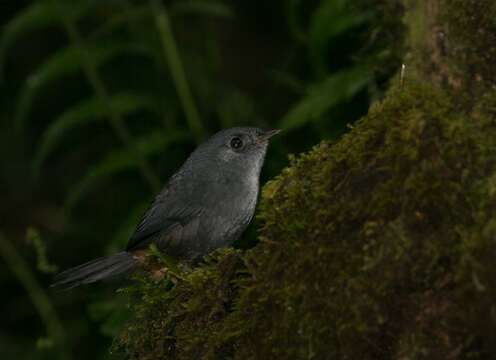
(116, 1, 496, 359)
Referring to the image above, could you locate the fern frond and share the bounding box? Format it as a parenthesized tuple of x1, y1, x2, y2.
(1, 3, 56, 64)
(65, 130, 190, 210)
(32, 93, 158, 178)
(15, 43, 151, 129)
(0, 1, 96, 77)
(89, 5, 152, 40)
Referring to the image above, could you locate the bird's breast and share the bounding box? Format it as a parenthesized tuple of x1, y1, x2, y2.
(201, 171, 259, 247)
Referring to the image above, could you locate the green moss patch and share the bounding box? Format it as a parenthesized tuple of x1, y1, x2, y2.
(442, 0, 496, 91)
(115, 83, 496, 359)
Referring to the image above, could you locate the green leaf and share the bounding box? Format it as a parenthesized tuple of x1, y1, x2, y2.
(279, 66, 372, 131)
(308, 0, 371, 74)
(170, 0, 234, 18)
(66, 130, 190, 210)
(310, 0, 368, 41)
(32, 93, 158, 178)
(0, 3, 56, 63)
(89, 5, 152, 40)
(15, 43, 151, 129)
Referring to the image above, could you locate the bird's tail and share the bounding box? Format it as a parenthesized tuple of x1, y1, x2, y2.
(51, 251, 137, 290)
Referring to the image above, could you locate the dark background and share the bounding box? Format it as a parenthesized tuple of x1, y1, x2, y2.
(0, 0, 403, 358)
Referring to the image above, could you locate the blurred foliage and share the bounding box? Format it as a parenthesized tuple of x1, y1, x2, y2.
(0, 0, 404, 359)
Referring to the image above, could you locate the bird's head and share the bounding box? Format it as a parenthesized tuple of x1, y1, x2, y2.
(189, 127, 281, 179)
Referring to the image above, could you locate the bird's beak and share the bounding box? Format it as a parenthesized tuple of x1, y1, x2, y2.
(257, 129, 282, 143)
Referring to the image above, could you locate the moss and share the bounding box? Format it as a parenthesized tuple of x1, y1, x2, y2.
(442, 0, 496, 91)
(115, 248, 245, 359)
(405, 0, 496, 99)
(115, 82, 496, 359)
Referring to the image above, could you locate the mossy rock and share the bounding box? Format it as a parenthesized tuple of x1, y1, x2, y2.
(115, 82, 496, 359)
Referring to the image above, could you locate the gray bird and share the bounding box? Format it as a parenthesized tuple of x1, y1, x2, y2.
(52, 127, 280, 289)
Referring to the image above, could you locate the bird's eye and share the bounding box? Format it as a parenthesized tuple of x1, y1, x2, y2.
(230, 137, 244, 150)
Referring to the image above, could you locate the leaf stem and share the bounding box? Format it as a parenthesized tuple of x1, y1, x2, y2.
(150, 0, 206, 143)
(50, 0, 161, 193)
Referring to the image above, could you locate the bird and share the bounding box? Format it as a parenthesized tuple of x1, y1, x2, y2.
(51, 127, 280, 289)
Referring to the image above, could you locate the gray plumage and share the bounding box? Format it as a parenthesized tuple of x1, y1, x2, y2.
(52, 127, 279, 289)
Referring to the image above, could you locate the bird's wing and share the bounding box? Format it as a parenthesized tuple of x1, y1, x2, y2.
(125, 185, 203, 251)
